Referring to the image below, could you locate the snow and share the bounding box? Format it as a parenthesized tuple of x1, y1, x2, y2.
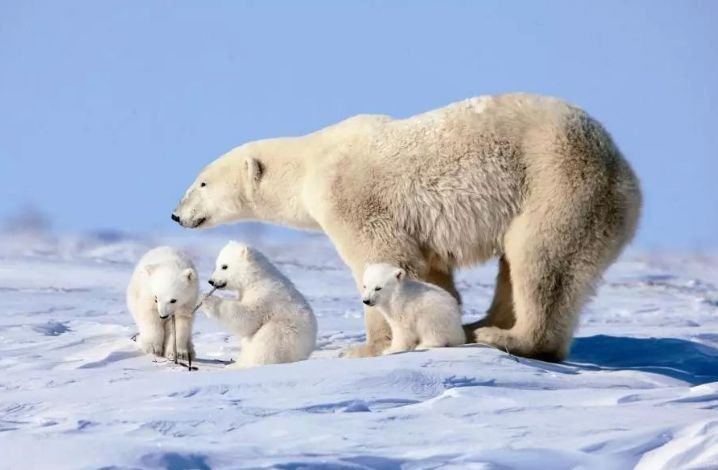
(0, 231, 717, 469)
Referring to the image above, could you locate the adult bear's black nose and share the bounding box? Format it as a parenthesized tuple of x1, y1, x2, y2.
(362, 299, 371, 306)
(208, 279, 215, 287)
(171, 213, 180, 223)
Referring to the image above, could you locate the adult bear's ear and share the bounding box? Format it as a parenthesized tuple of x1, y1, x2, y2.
(183, 268, 195, 282)
(245, 157, 264, 184)
(144, 264, 159, 276)
(394, 268, 405, 281)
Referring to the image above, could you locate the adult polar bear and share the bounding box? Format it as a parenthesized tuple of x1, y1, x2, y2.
(172, 93, 641, 361)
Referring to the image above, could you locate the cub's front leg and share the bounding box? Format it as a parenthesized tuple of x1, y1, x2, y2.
(136, 306, 166, 357)
(201, 295, 224, 320)
(202, 296, 257, 337)
(382, 323, 417, 355)
(164, 312, 196, 361)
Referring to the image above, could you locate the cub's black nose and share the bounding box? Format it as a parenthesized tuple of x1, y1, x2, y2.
(171, 213, 180, 222)
(208, 279, 215, 286)
(362, 299, 371, 306)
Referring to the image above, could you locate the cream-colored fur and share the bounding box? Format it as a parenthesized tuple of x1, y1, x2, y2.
(362, 263, 465, 354)
(173, 93, 641, 361)
(202, 241, 317, 368)
(127, 246, 199, 361)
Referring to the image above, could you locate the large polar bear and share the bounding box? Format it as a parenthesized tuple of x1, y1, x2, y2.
(172, 93, 641, 361)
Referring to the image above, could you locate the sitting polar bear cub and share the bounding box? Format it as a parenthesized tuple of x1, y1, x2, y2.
(203, 241, 317, 368)
(127, 246, 199, 360)
(362, 263, 465, 354)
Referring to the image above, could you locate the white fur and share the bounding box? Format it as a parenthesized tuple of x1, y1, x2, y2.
(202, 241, 317, 368)
(173, 93, 642, 361)
(362, 263, 465, 354)
(127, 246, 199, 360)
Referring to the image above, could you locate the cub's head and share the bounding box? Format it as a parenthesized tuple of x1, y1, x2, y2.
(172, 146, 264, 229)
(361, 263, 405, 307)
(208, 241, 260, 291)
(146, 264, 198, 319)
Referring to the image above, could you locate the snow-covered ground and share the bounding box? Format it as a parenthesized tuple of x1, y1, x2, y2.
(0, 231, 716, 469)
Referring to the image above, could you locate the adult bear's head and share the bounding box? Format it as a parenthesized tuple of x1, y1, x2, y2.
(172, 145, 265, 229)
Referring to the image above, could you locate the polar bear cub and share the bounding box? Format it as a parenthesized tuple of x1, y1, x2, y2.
(127, 246, 199, 360)
(203, 241, 317, 368)
(362, 263, 465, 354)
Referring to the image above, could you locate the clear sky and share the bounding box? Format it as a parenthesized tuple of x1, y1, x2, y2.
(0, 0, 716, 249)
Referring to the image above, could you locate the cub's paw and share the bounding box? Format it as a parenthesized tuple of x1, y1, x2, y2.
(139, 341, 164, 357)
(166, 347, 195, 362)
(201, 296, 220, 318)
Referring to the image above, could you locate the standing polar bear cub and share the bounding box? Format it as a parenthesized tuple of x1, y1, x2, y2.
(173, 93, 641, 361)
(202, 241, 317, 368)
(362, 263, 465, 354)
(127, 246, 199, 360)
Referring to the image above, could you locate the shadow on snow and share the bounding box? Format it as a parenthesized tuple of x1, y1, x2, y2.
(569, 335, 718, 385)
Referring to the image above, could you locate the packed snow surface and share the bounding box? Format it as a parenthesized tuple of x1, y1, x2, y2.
(0, 231, 716, 469)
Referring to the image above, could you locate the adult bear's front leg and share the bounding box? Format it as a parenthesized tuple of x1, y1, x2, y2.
(342, 306, 392, 358)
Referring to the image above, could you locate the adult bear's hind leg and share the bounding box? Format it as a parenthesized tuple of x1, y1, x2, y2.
(471, 213, 609, 361)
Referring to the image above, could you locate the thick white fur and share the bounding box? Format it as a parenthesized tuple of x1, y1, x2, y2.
(173, 93, 642, 361)
(362, 263, 465, 354)
(203, 241, 317, 368)
(127, 246, 199, 360)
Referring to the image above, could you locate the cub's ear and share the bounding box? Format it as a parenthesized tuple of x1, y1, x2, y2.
(245, 157, 264, 183)
(183, 268, 195, 282)
(394, 268, 405, 281)
(144, 264, 159, 276)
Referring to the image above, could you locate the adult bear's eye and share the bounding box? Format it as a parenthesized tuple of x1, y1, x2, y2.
(170, 299, 177, 304)
(375, 287, 382, 291)
(154, 296, 158, 303)
(200, 182, 207, 188)
(221, 265, 228, 270)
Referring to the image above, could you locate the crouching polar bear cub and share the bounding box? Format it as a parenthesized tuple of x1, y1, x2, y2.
(127, 246, 199, 360)
(202, 241, 317, 368)
(173, 93, 641, 361)
(362, 263, 465, 354)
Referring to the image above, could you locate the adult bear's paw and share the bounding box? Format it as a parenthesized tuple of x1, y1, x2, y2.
(340, 342, 384, 358)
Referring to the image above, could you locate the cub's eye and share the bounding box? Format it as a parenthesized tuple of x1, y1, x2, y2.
(200, 182, 206, 188)
(169, 299, 177, 304)
(153, 296, 158, 303)
(221, 265, 228, 270)
(374, 287, 382, 291)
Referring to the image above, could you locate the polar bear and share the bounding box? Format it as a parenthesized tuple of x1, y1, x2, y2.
(127, 246, 199, 360)
(172, 93, 642, 361)
(202, 241, 317, 368)
(362, 263, 465, 354)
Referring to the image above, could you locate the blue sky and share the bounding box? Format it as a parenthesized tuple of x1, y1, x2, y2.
(0, 0, 716, 249)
